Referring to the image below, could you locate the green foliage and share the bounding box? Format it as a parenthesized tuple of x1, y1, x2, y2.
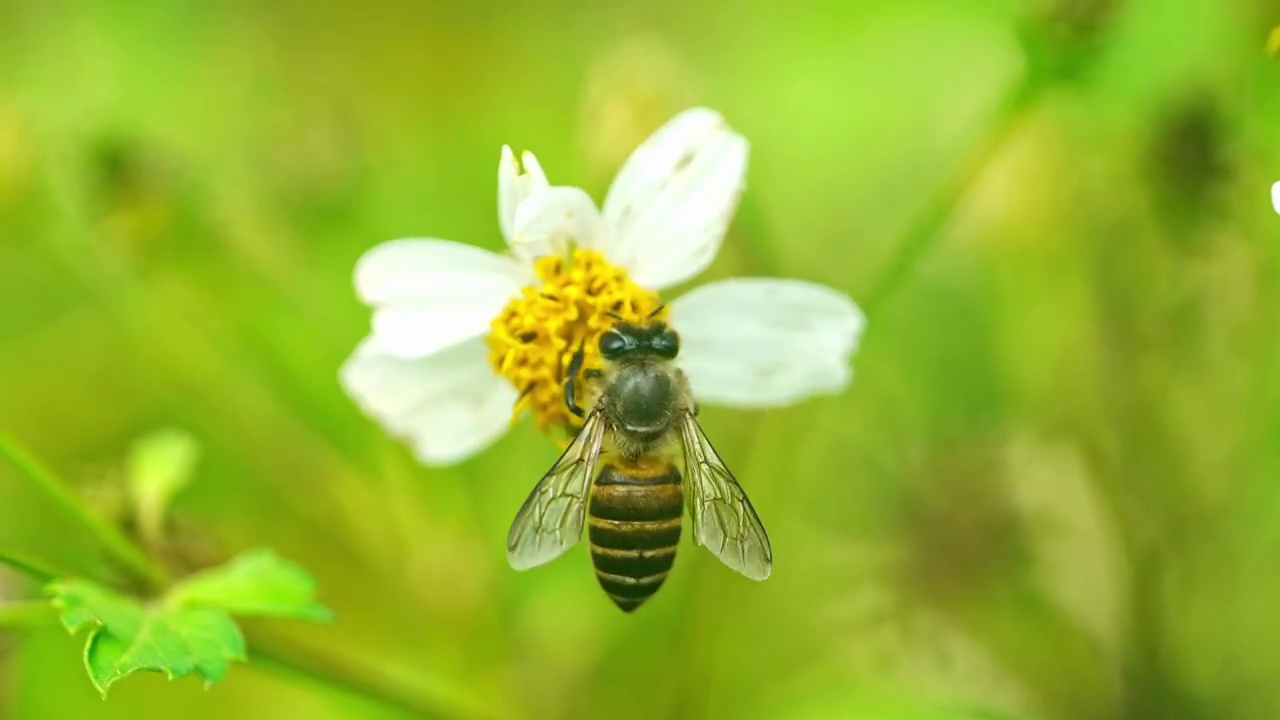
(3, 1, 1280, 719)
(167, 548, 333, 622)
(47, 550, 330, 697)
(49, 579, 245, 696)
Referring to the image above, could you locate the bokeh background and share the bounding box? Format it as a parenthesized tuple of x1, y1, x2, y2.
(3, 0, 1280, 718)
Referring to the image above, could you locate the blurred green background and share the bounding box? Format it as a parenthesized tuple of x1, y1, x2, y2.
(3, 0, 1280, 718)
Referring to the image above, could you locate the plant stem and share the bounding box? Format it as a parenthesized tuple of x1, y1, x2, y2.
(246, 630, 496, 720)
(0, 547, 72, 583)
(0, 601, 59, 628)
(863, 69, 1043, 314)
(0, 433, 170, 589)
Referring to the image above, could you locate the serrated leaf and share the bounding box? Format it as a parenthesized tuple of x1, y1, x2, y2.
(47, 548, 328, 696)
(125, 428, 201, 546)
(168, 548, 333, 622)
(48, 579, 245, 696)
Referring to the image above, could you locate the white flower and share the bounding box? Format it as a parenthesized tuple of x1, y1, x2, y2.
(341, 108, 866, 465)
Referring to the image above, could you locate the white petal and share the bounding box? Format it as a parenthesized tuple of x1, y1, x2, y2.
(498, 146, 550, 245)
(355, 238, 528, 359)
(601, 107, 748, 290)
(670, 278, 866, 408)
(1272, 181, 1280, 215)
(511, 185, 609, 258)
(521, 151, 547, 187)
(340, 336, 518, 465)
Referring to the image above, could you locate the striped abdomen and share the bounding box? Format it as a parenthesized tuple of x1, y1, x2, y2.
(587, 461, 683, 612)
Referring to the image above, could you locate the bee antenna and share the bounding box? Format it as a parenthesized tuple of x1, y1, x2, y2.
(648, 305, 665, 319)
(605, 311, 624, 322)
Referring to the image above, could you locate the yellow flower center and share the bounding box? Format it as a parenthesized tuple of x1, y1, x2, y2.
(487, 249, 665, 434)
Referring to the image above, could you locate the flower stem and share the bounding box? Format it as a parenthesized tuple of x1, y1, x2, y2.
(863, 69, 1043, 314)
(246, 630, 497, 720)
(0, 547, 70, 584)
(0, 434, 171, 590)
(0, 601, 58, 628)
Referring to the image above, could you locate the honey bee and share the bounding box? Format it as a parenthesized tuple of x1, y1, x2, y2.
(506, 310, 772, 612)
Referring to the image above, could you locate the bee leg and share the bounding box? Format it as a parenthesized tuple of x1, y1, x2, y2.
(564, 346, 587, 418)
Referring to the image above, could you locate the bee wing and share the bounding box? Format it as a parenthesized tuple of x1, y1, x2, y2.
(679, 412, 773, 580)
(506, 409, 608, 570)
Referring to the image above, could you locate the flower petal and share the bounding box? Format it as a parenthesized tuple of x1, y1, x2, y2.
(512, 185, 609, 258)
(521, 151, 547, 186)
(670, 278, 865, 407)
(601, 107, 748, 290)
(498, 146, 550, 246)
(340, 337, 518, 465)
(355, 238, 528, 359)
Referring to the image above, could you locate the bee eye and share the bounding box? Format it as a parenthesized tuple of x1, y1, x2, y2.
(652, 330, 680, 359)
(599, 331, 628, 359)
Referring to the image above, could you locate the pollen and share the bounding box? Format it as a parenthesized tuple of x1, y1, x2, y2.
(487, 249, 664, 434)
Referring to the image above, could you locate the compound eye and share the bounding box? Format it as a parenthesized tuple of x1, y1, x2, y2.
(652, 329, 680, 359)
(599, 330, 628, 359)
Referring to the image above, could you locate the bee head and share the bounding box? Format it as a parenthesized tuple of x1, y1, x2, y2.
(601, 308, 680, 360)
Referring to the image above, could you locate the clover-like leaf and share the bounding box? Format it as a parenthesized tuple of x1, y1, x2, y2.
(48, 547, 330, 696)
(168, 548, 333, 622)
(49, 579, 245, 696)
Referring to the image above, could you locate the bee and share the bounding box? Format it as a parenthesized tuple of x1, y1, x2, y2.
(506, 310, 772, 612)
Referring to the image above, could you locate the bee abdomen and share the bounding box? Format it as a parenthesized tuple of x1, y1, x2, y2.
(588, 463, 683, 613)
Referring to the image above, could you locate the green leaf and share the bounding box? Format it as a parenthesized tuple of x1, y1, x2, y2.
(168, 548, 333, 622)
(125, 428, 201, 546)
(47, 548, 329, 696)
(49, 579, 245, 696)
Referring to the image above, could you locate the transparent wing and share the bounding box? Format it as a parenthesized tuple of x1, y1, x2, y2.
(506, 410, 608, 570)
(679, 413, 773, 580)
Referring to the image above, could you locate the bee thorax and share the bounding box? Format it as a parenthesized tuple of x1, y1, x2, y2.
(607, 363, 676, 436)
